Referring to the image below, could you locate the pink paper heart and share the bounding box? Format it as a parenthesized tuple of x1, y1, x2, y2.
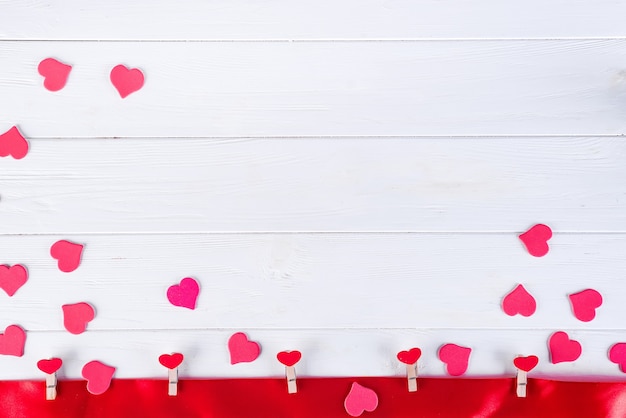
(62, 302, 95, 334)
(277, 350, 301, 367)
(397, 347, 422, 365)
(37, 358, 63, 374)
(38, 58, 72, 92)
(110, 65, 144, 98)
(0, 126, 29, 160)
(159, 353, 184, 369)
(549, 331, 581, 364)
(0, 264, 28, 297)
(519, 224, 552, 257)
(609, 343, 626, 373)
(502, 284, 536, 317)
(438, 343, 471, 376)
(514, 355, 539, 372)
(228, 332, 261, 364)
(167, 277, 199, 310)
(0, 325, 26, 357)
(344, 382, 378, 417)
(568, 289, 603, 322)
(82, 360, 115, 395)
(50, 240, 84, 273)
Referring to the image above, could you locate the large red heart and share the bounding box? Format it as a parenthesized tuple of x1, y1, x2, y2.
(397, 347, 422, 365)
(228, 332, 261, 364)
(502, 284, 536, 317)
(62, 302, 95, 334)
(513, 355, 539, 372)
(50, 240, 84, 273)
(37, 358, 63, 374)
(38, 58, 72, 92)
(82, 360, 115, 395)
(0, 325, 26, 357)
(344, 382, 378, 417)
(568, 289, 603, 322)
(167, 277, 200, 310)
(277, 350, 301, 367)
(0, 264, 28, 297)
(609, 343, 626, 373)
(519, 224, 552, 257)
(159, 353, 184, 369)
(549, 331, 581, 364)
(438, 344, 471, 376)
(0, 126, 29, 160)
(110, 65, 144, 98)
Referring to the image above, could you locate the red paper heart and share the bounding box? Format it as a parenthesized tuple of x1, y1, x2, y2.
(167, 277, 200, 310)
(501, 284, 536, 317)
(38, 58, 72, 92)
(513, 355, 539, 372)
(519, 224, 552, 257)
(0, 264, 28, 297)
(0, 325, 26, 357)
(277, 350, 301, 367)
(568, 289, 603, 322)
(228, 332, 261, 364)
(344, 382, 378, 417)
(438, 344, 471, 376)
(397, 347, 422, 365)
(62, 302, 95, 334)
(50, 240, 84, 273)
(549, 331, 581, 364)
(159, 353, 184, 369)
(110, 65, 144, 98)
(0, 126, 29, 160)
(82, 360, 115, 395)
(37, 358, 63, 374)
(609, 343, 626, 373)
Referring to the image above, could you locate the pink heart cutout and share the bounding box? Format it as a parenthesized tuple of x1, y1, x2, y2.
(38, 58, 72, 92)
(50, 240, 84, 273)
(228, 332, 261, 364)
(159, 353, 184, 369)
(569, 289, 603, 322)
(0, 126, 29, 160)
(549, 331, 581, 364)
(502, 284, 536, 317)
(438, 343, 471, 376)
(110, 65, 144, 98)
(0, 264, 28, 297)
(519, 224, 552, 257)
(37, 358, 63, 374)
(344, 382, 378, 417)
(277, 350, 301, 367)
(397, 347, 422, 365)
(167, 277, 200, 310)
(514, 355, 539, 372)
(82, 360, 115, 395)
(0, 325, 26, 357)
(609, 343, 626, 373)
(62, 302, 95, 334)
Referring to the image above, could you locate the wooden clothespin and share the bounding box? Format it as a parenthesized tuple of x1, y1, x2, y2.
(277, 350, 302, 394)
(159, 353, 184, 396)
(513, 355, 538, 398)
(36, 358, 62, 400)
(397, 348, 421, 392)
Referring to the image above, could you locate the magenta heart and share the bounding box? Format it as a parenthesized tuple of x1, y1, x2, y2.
(228, 332, 261, 364)
(519, 224, 552, 257)
(344, 382, 378, 417)
(110, 65, 144, 98)
(50, 240, 84, 273)
(62, 302, 95, 334)
(167, 277, 200, 310)
(501, 284, 536, 317)
(0, 126, 29, 160)
(609, 343, 626, 373)
(568, 289, 602, 322)
(549, 331, 581, 364)
(0, 325, 26, 357)
(0, 264, 28, 297)
(82, 360, 115, 395)
(438, 343, 471, 376)
(38, 58, 72, 92)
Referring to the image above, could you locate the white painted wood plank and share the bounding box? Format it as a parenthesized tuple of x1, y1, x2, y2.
(3, 328, 624, 379)
(2, 137, 625, 233)
(0, 233, 623, 331)
(1, 0, 625, 40)
(1, 41, 626, 137)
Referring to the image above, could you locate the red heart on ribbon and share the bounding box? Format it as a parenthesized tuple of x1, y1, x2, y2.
(397, 347, 422, 365)
(513, 355, 539, 372)
(0, 264, 28, 297)
(159, 353, 184, 369)
(519, 224, 552, 257)
(110, 65, 144, 98)
(344, 382, 378, 417)
(277, 350, 301, 367)
(37, 358, 63, 374)
(0, 126, 29, 160)
(549, 331, 581, 364)
(0, 325, 26, 357)
(82, 360, 115, 395)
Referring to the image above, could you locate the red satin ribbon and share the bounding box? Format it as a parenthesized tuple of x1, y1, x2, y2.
(2, 377, 626, 417)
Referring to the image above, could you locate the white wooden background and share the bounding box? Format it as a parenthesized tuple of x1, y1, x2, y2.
(1, 0, 626, 380)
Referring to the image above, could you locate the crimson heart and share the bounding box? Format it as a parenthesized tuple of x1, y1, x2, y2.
(37, 358, 63, 374)
(609, 343, 626, 373)
(502, 284, 536, 317)
(38, 58, 72, 92)
(82, 360, 115, 395)
(344, 382, 378, 416)
(62, 302, 95, 334)
(110, 65, 144, 98)
(397, 347, 422, 365)
(438, 344, 471, 376)
(549, 331, 581, 364)
(0, 126, 29, 160)
(277, 350, 301, 367)
(519, 224, 552, 257)
(50, 240, 84, 273)
(513, 355, 539, 372)
(228, 332, 261, 364)
(568, 289, 602, 322)
(0, 325, 26, 357)
(0, 264, 28, 297)
(159, 353, 184, 369)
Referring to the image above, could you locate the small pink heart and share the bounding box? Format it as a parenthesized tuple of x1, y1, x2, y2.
(0, 126, 29, 160)
(438, 343, 471, 376)
(568, 289, 603, 322)
(502, 284, 536, 317)
(110, 65, 144, 98)
(0, 325, 26, 357)
(513, 355, 539, 372)
(82, 360, 115, 395)
(159, 353, 184, 369)
(62, 302, 95, 334)
(397, 347, 422, 365)
(167, 277, 200, 310)
(344, 382, 378, 417)
(519, 224, 552, 257)
(0, 264, 28, 297)
(37, 358, 63, 374)
(277, 350, 301, 367)
(228, 332, 261, 364)
(38, 58, 72, 92)
(609, 343, 626, 373)
(50, 240, 84, 273)
(549, 331, 581, 364)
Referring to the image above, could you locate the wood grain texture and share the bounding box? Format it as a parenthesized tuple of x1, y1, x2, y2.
(1, 0, 626, 40)
(2, 41, 626, 137)
(2, 137, 625, 233)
